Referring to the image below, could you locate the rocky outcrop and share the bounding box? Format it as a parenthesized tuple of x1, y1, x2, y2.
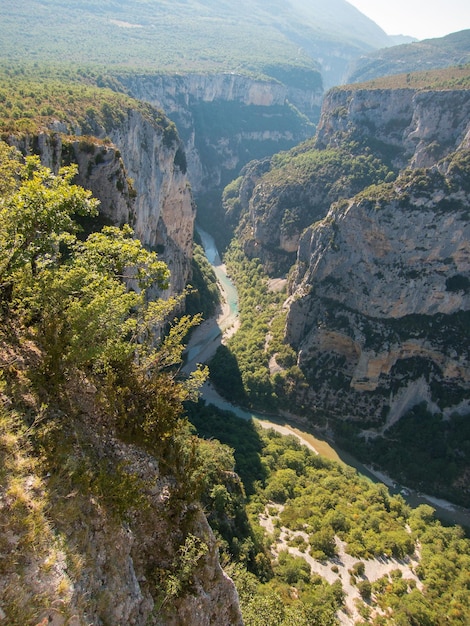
(123, 73, 292, 111)
(119, 72, 320, 194)
(2, 110, 246, 624)
(287, 182, 469, 394)
(107, 109, 195, 295)
(11, 107, 195, 296)
(315, 86, 470, 168)
(234, 81, 470, 277)
(291, 191, 470, 321)
(68, 434, 244, 626)
(227, 84, 470, 276)
(285, 108, 470, 426)
(0, 372, 243, 626)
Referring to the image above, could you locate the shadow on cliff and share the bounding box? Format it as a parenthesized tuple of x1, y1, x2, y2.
(185, 398, 267, 495)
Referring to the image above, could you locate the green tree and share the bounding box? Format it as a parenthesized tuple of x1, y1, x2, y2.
(0, 142, 206, 443)
(275, 550, 311, 585)
(0, 149, 98, 290)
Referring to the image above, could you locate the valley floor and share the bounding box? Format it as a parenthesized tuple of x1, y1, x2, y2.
(260, 505, 421, 625)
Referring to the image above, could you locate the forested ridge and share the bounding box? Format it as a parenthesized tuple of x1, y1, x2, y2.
(0, 64, 178, 142)
(0, 0, 390, 81)
(346, 30, 470, 84)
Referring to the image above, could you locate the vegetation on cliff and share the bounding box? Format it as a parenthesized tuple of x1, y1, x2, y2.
(339, 63, 470, 93)
(346, 30, 470, 84)
(0, 141, 244, 624)
(0, 64, 178, 144)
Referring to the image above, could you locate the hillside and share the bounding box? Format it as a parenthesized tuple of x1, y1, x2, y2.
(341, 64, 470, 91)
(0, 0, 392, 85)
(346, 29, 470, 84)
(223, 66, 470, 272)
(0, 135, 247, 624)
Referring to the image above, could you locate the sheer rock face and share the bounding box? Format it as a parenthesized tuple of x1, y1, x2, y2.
(120, 72, 321, 194)
(284, 86, 470, 424)
(77, 436, 244, 626)
(227, 87, 470, 276)
(107, 108, 195, 296)
(12, 107, 195, 296)
(315, 87, 470, 168)
(7, 114, 243, 625)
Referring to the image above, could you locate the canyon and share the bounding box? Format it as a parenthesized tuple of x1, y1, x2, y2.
(0, 5, 469, 618)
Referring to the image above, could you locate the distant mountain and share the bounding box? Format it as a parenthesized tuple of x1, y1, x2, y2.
(0, 0, 394, 85)
(0, 0, 404, 195)
(388, 35, 417, 46)
(346, 29, 470, 83)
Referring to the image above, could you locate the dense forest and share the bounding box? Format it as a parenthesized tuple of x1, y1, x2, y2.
(189, 403, 470, 625)
(0, 0, 391, 81)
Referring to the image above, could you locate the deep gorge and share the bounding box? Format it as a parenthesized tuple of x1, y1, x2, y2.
(0, 4, 470, 623)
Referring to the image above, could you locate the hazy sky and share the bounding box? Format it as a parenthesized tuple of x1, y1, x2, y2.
(347, 0, 470, 40)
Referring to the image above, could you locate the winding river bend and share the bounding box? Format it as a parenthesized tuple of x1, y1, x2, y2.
(185, 226, 470, 530)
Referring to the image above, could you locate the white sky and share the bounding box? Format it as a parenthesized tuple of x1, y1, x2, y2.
(347, 0, 470, 40)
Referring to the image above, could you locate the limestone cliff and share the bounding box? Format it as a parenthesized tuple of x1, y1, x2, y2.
(2, 100, 243, 624)
(223, 75, 470, 502)
(257, 80, 469, 502)
(233, 79, 470, 277)
(119, 72, 321, 194)
(284, 84, 470, 428)
(10, 106, 195, 296)
(315, 86, 470, 168)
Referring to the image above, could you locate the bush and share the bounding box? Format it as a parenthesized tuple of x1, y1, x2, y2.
(357, 580, 372, 600)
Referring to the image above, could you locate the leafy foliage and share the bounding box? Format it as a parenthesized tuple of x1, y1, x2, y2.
(0, 139, 205, 437)
(190, 405, 470, 625)
(0, 148, 98, 279)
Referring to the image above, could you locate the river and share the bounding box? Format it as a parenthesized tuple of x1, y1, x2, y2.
(185, 225, 470, 531)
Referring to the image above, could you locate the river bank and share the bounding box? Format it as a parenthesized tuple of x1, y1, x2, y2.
(184, 226, 470, 531)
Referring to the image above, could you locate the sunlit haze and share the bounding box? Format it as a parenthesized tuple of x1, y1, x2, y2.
(347, 0, 470, 40)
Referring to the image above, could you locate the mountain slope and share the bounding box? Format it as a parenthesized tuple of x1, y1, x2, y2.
(0, 0, 404, 200)
(0, 0, 392, 84)
(346, 29, 470, 84)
